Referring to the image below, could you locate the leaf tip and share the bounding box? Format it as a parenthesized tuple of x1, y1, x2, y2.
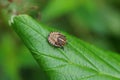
(9, 14, 29, 26)
(9, 15, 16, 26)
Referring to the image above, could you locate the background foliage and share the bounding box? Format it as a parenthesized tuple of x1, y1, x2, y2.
(0, 0, 120, 80)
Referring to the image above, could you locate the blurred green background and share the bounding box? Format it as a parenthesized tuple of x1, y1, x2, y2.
(0, 0, 120, 80)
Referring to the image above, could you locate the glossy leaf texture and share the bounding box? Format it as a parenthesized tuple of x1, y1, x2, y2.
(11, 15, 120, 80)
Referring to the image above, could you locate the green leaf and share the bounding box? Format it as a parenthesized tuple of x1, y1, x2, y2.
(11, 14, 120, 80)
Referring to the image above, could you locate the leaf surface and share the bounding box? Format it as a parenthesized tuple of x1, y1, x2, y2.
(11, 15, 120, 80)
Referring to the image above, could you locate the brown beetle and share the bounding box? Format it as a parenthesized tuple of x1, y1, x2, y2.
(48, 32, 66, 48)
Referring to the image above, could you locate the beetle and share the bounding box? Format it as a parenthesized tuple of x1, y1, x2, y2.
(48, 32, 66, 48)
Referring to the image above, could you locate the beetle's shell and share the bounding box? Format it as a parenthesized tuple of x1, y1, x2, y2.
(48, 32, 66, 47)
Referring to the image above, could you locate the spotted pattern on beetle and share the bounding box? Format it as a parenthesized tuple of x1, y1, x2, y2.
(48, 32, 66, 47)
